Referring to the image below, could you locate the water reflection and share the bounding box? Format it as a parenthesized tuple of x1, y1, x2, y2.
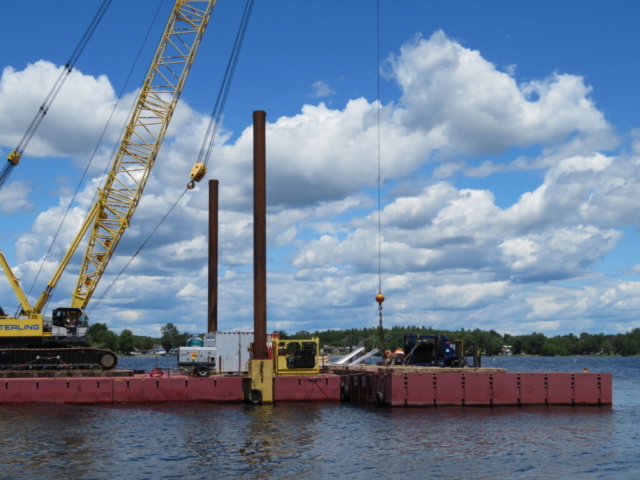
(0, 401, 626, 480)
(234, 404, 326, 479)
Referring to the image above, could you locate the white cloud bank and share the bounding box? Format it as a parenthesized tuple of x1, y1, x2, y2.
(1, 31, 638, 337)
(391, 31, 613, 155)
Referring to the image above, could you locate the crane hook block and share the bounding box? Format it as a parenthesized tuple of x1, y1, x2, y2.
(7, 150, 21, 166)
(376, 293, 385, 305)
(187, 162, 207, 189)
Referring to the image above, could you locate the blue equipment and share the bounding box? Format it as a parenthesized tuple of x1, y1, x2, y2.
(402, 334, 469, 367)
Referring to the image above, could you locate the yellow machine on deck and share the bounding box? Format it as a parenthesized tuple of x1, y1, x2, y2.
(273, 338, 320, 376)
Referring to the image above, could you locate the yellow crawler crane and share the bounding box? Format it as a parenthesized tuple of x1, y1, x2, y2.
(0, 0, 216, 370)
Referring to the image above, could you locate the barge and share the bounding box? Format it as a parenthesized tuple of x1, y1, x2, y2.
(0, 364, 611, 406)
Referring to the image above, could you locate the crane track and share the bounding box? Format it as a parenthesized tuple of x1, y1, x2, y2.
(0, 347, 118, 370)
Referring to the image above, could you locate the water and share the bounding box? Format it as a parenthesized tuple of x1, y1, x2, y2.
(0, 356, 637, 479)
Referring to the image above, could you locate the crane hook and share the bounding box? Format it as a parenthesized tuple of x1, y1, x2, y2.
(7, 150, 21, 166)
(187, 162, 207, 189)
(376, 289, 386, 346)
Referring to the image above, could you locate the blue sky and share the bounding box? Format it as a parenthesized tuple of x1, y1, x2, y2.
(2, 1, 640, 337)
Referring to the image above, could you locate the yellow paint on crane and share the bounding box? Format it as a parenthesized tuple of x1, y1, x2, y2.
(0, 318, 44, 337)
(187, 162, 207, 189)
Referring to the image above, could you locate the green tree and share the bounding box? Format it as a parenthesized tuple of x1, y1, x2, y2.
(87, 322, 109, 339)
(87, 323, 118, 351)
(601, 340, 614, 355)
(118, 329, 136, 354)
(101, 331, 119, 351)
(161, 323, 181, 351)
(134, 336, 155, 352)
(273, 330, 289, 340)
(619, 338, 639, 356)
(540, 343, 559, 356)
(290, 330, 311, 340)
(486, 337, 504, 356)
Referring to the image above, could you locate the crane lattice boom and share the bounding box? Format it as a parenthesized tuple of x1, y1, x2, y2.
(71, 0, 217, 308)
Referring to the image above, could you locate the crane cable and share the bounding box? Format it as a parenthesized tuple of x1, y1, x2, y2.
(25, 0, 166, 314)
(375, 0, 386, 348)
(87, 188, 188, 315)
(188, 0, 255, 189)
(90, 0, 256, 313)
(0, 0, 113, 192)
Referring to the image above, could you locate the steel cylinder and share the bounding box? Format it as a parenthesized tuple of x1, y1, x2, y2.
(253, 111, 268, 359)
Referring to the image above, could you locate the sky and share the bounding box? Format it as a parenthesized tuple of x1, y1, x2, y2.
(2, 0, 640, 338)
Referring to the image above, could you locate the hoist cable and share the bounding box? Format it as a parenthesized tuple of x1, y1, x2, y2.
(18, 0, 112, 154)
(377, 0, 382, 292)
(25, 1, 166, 312)
(87, 1, 170, 214)
(0, 0, 113, 192)
(376, 0, 386, 346)
(197, 0, 255, 167)
(0, 165, 11, 190)
(87, 188, 189, 315)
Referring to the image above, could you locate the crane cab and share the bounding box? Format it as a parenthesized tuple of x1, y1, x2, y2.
(52, 307, 89, 339)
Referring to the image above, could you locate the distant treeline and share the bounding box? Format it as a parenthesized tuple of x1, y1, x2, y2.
(87, 322, 188, 353)
(88, 322, 640, 356)
(280, 325, 640, 356)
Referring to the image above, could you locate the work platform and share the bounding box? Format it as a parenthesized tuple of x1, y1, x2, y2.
(0, 366, 612, 406)
(331, 365, 612, 406)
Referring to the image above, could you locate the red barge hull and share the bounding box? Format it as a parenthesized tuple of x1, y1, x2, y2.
(0, 370, 611, 406)
(335, 369, 612, 406)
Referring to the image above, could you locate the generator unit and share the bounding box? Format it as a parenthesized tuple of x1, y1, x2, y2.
(403, 334, 466, 367)
(273, 337, 319, 376)
(178, 345, 216, 377)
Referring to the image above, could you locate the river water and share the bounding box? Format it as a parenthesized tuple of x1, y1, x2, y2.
(0, 356, 637, 479)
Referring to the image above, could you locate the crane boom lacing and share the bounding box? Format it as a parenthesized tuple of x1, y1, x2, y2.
(71, 0, 217, 308)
